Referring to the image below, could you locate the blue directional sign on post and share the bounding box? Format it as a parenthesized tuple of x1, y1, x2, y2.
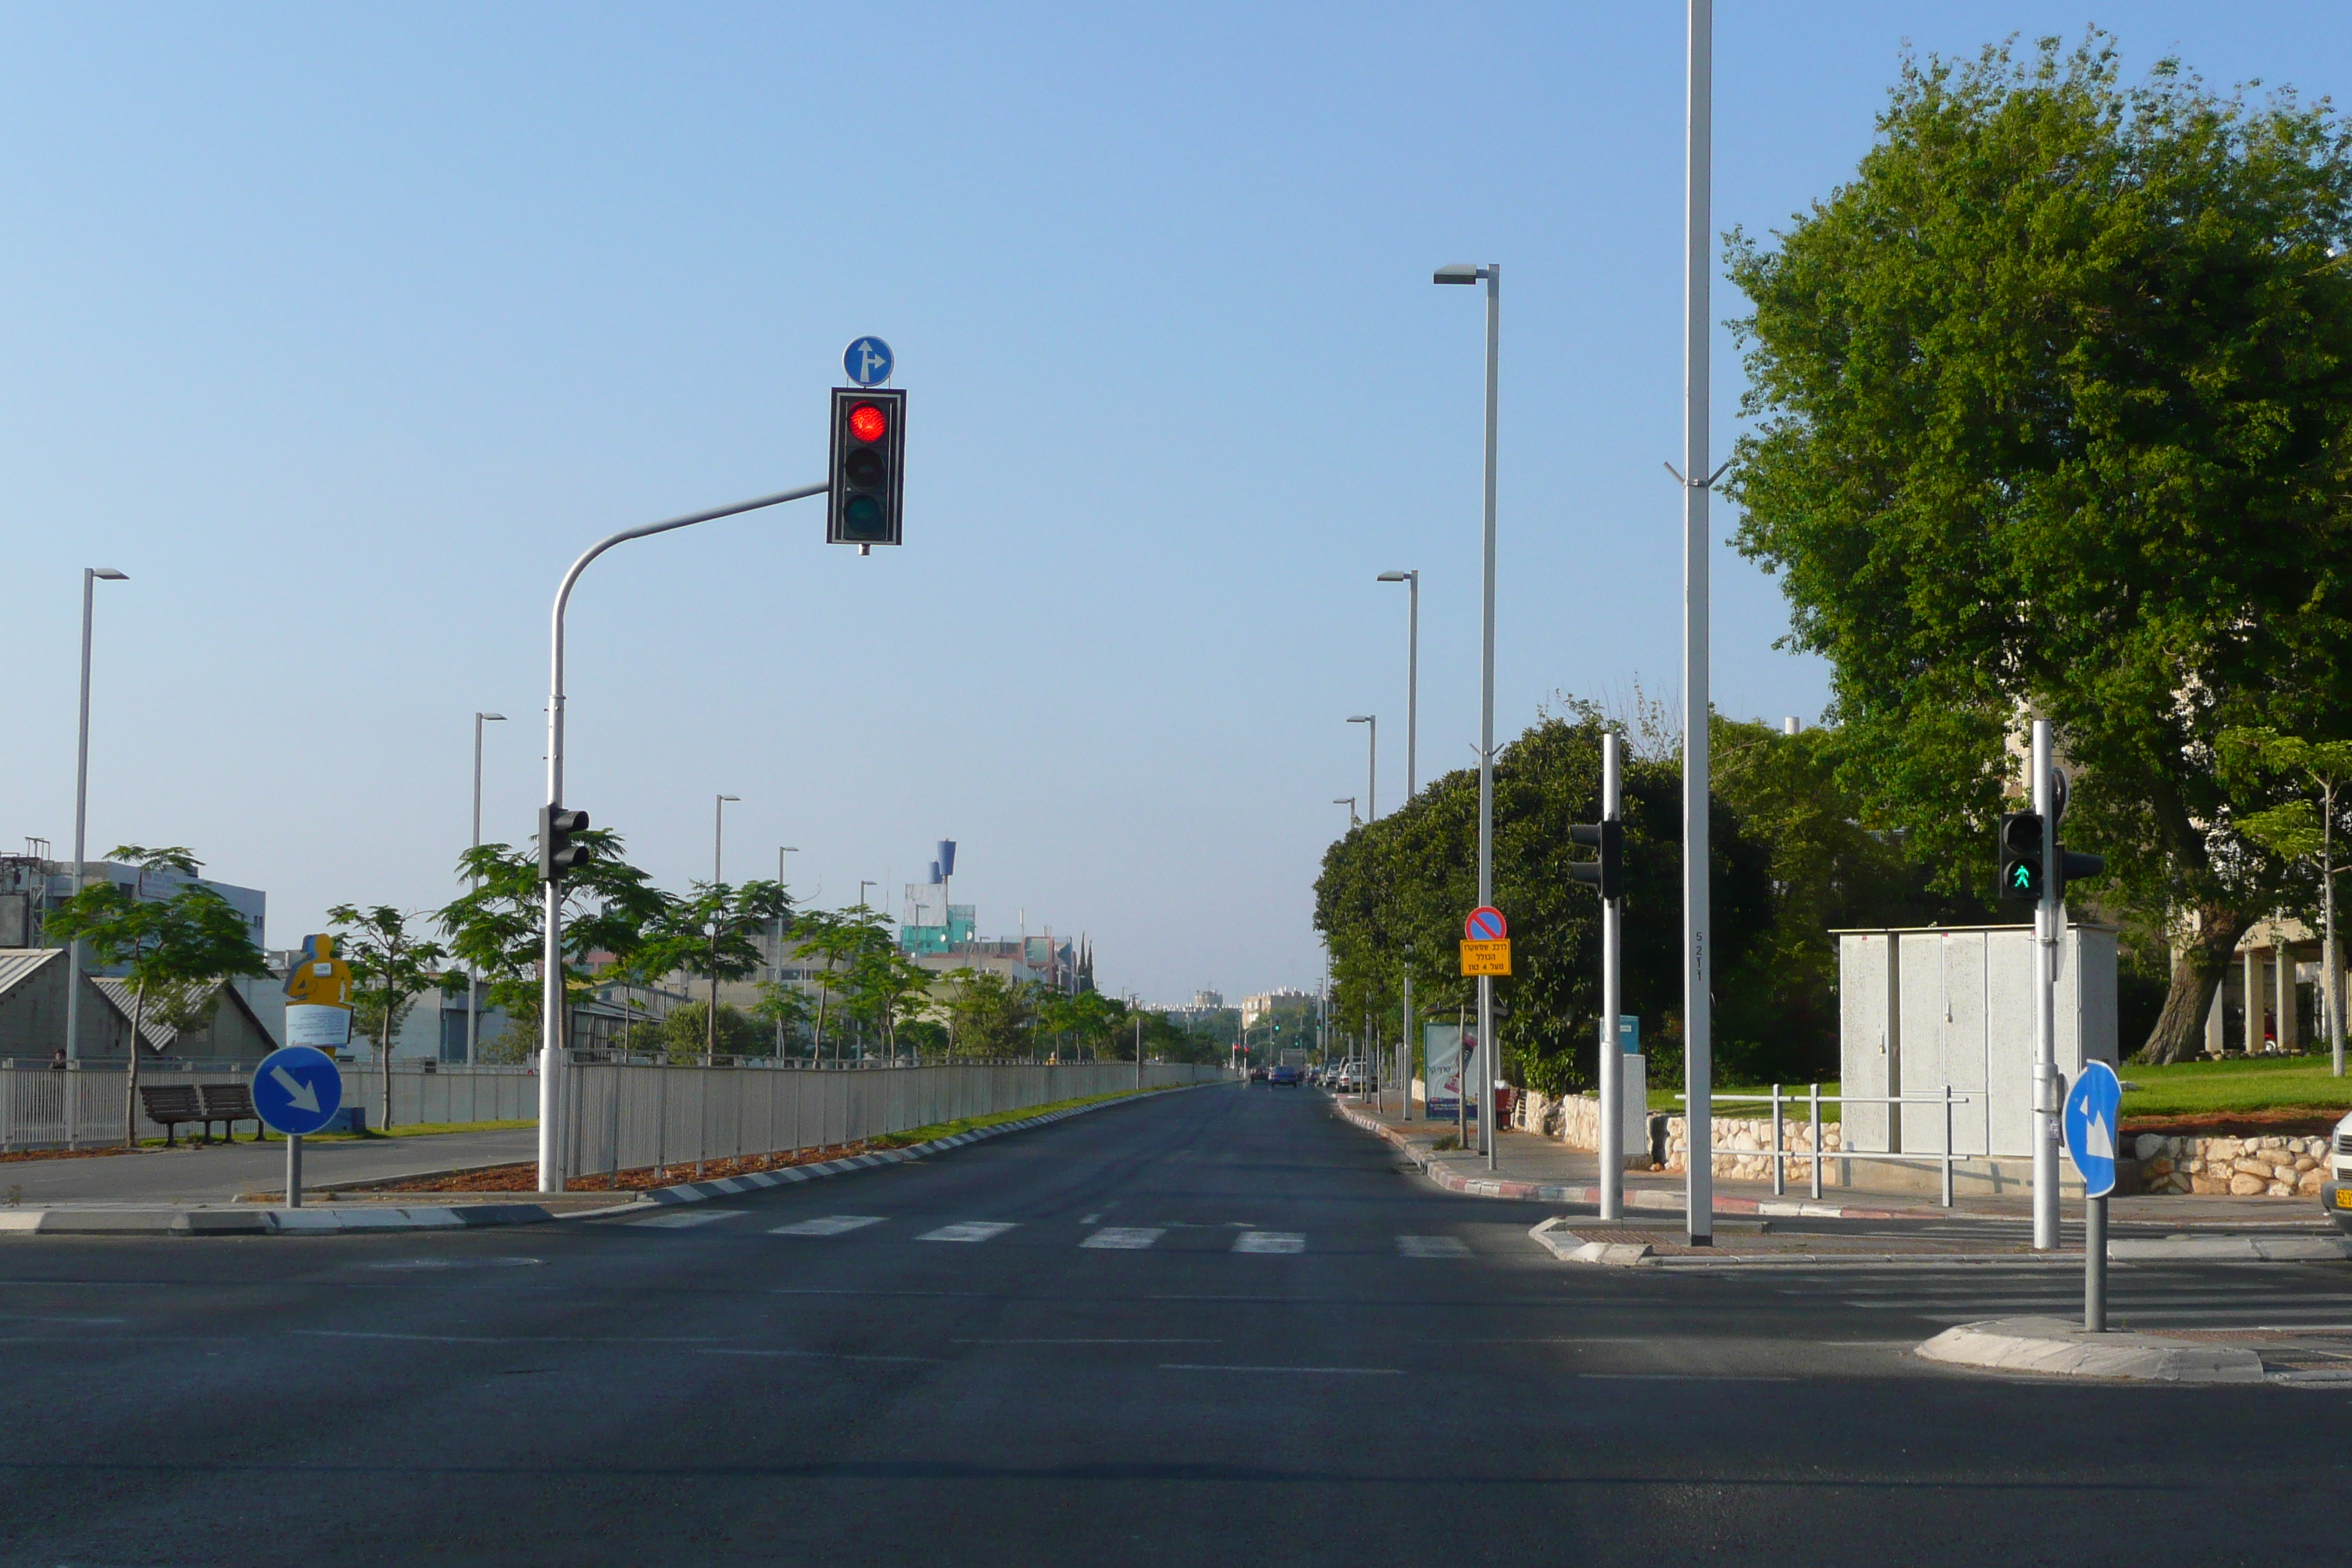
(252, 1044, 344, 1137)
(2062, 1060, 2123, 1199)
(843, 336, 894, 388)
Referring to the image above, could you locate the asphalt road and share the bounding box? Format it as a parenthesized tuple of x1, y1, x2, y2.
(4, 1083, 2348, 1566)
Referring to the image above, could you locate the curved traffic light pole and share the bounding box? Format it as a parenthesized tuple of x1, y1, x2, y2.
(538, 482, 828, 1193)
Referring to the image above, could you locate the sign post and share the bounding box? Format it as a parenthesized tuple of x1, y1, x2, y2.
(252, 1044, 345, 1209)
(2063, 1060, 2122, 1331)
(1459, 908, 1509, 1162)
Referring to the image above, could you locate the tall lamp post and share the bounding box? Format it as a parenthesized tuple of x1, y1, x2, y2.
(1434, 258, 1499, 1172)
(64, 568, 129, 1064)
(538, 479, 826, 1194)
(774, 845, 799, 1057)
(1346, 715, 1376, 821)
(1378, 570, 1419, 1118)
(467, 712, 507, 1065)
(1676, 0, 1717, 1245)
(1333, 796, 1359, 829)
(706, 794, 739, 1063)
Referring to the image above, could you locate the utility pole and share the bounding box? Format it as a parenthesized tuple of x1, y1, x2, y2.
(1678, 0, 1716, 1247)
(1599, 731, 1625, 1218)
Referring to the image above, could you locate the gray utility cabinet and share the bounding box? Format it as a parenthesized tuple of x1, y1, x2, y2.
(1836, 924, 2117, 1158)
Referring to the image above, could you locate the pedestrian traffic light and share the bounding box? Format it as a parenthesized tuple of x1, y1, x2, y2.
(540, 805, 592, 883)
(1567, 821, 1624, 901)
(1998, 812, 2043, 901)
(827, 387, 905, 549)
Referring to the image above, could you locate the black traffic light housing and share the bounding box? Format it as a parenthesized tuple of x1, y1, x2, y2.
(540, 805, 592, 883)
(1567, 820, 1624, 901)
(2054, 847, 2106, 902)
(827, 387, 906, 549)
(1998, 811, 2044, 901)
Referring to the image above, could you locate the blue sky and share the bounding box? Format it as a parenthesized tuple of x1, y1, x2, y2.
(5, 3, 2345, 1003)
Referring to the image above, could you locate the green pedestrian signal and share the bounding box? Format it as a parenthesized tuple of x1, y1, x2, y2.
(1998, 812, 2044, 902)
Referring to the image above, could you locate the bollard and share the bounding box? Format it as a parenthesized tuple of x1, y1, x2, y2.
(1770, 1084, 1784, 1196)
(1941, 1083, 1956, 1208)
(1809, 1082, 1823, 1201)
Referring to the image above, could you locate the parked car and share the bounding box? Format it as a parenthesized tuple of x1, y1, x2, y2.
(2326, 1107, 2352, 1236)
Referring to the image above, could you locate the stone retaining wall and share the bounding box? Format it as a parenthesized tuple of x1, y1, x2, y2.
(1662, 1112, 1842, 1180)
(2131, 1132, 2329, 1197)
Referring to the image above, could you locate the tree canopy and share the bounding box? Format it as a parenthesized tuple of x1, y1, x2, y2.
(1727, 34, 2352, 1060)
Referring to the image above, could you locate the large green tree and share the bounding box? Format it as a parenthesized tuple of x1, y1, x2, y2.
(1727, 35, 2352, 1063)
(642, 879, 791, 1063)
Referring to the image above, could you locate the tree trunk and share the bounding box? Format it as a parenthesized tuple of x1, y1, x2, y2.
(380, 985, 395, 1131)
(2135, 903, 2254, 1064)
(122, 987, 146, 1148)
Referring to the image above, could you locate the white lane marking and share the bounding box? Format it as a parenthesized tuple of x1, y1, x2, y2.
(355, 1258, 543, 1271)
(1159, 1363, 1402, 1375)
(699, 1346, 939, 1365)
(1397, 1235, 1471, 1259)
(294, 1330, 725, 1343)
(916, 1221, 1018, 1243)
(630, 1210, 749, 1229)
(770, 1215, 888, 1237)
(1233, 1232, 1304, 1254)
(1580, 1373, 1795, 1382)
(1081, 1227, 1165, 1250)
(1079, 1213, 1102, 1225)
(0, 1313, 129, 1324)
(954, 1338, 1219, 1344)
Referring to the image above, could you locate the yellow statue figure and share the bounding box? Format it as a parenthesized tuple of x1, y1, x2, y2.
(284, 934, 353, 1009)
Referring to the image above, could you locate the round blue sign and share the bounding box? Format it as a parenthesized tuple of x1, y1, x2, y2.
(843, 336, 894, 388)
(2062, 1060, 2123, 1199)
(252, 1044, 345, 1137)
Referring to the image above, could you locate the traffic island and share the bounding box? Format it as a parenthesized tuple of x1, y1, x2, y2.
(1917, 1318, 2267, 1383)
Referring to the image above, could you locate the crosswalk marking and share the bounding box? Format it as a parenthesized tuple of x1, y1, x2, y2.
(1397, 1235, 1471, 1259)
(1233, 1232, 1304, 1254)
(630, 1210, 747, 1229)
(1081, 1227, 1165, 1250)
(771, 1215, 888, 1237)
(916, 1221, 1018, 1244)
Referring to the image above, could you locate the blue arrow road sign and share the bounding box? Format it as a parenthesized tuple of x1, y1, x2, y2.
(2063, 1059, 2123, 1199)
(843, 336, 894, 388)
(252, 1044, 344, 1137)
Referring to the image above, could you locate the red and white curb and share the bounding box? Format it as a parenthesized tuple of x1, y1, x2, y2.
(1330, 1098, 1952, 1222)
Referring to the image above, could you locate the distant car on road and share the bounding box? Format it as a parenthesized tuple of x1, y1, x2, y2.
(1248, 1065, 1269, 1084)
(1268, 1064, 1302, 1088)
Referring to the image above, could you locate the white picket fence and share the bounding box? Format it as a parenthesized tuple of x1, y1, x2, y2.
(0, 1056, 1226, 1157)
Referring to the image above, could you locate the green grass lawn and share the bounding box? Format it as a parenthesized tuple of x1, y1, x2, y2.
(869, 1085, 1182, 1148)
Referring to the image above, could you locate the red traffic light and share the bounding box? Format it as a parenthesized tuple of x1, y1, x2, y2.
(848, 402, 888, 443)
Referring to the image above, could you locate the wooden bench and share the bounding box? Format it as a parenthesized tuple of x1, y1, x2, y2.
(137, 1084, 209, 1145)
(198, 1082, 263, 1142)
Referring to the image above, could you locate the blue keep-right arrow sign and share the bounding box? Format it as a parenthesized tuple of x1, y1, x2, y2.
(2062, 1060, 2123, 1199)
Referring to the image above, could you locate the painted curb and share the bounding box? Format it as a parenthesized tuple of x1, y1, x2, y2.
(0, 1082, 1223, 1238)
(2108, 1235, 2348, 1262)
(1916, 1316, 2266, 1383)
(1330, 1100, 1945, 1222)
(1529, 1217, 1652, 1267)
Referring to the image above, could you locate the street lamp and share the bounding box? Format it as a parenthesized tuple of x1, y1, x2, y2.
(538, 478, 826, 1193)
(708, 794, 739, 1063)
(773, 845, 801, 1057)
(467, 712, 507, 1065)
(1333, 796, 1360, 829)
(1347, 715, 1376, 821)
(1376, 571, 1419, 801)
(64, 568, 129, 1064)
(1434, 258, 1500, 1171)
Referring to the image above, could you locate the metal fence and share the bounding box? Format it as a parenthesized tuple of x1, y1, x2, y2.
(0, 1055, 1226, 1157)
(554, 1059, 1226, 1184)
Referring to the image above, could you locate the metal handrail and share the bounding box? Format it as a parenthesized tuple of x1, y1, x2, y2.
(1673, 1085, 1976, 1207)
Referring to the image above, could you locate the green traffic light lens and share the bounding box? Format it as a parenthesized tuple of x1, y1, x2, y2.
(843, 494, 886, 538)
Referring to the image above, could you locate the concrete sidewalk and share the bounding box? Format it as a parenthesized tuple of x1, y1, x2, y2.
(0, 1126, 537, 1207)
(1327, 1095, 2330, 1230)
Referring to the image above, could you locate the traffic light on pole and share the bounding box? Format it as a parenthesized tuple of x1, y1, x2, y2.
(2054, 845, 2106, 902)
(1998, 812, 2044, 901)
(826, 387, 905, 549)
(1567, 821, 1624, 901)
(539, 805, 593, 883)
